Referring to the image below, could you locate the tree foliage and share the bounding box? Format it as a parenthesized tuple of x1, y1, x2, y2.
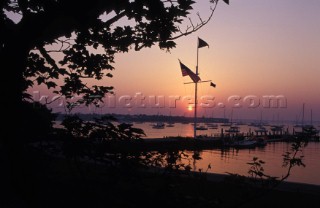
(1, 2, 231, 204)
(61, 115, 145, 140)
(20, 101, 57, 142)
(1, 0, 228, 107)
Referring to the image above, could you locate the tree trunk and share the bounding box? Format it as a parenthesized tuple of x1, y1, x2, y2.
(1, 31, 34, 205)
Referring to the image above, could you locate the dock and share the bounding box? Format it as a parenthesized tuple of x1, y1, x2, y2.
(101, 132, 319, 153)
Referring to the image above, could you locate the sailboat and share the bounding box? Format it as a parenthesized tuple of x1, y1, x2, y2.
(196, 125, 208, 130)
(166, 111, 175, 127)
(293, 115, 303, 128)
(221, 109, 233, 126)
(296, 125, 319, 141)
(206, 111, 219, 129)
(152, 122, 165, 129)
(295, 104, 319, 140)
(207, 123, 218, 129)
(270, 113, 284, 132)
(294, 103, 305, 128)
(225, 126, 240, 133)
(302, 109, 319, 140)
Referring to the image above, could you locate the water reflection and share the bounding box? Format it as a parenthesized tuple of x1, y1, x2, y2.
(53, 121, 320, 184)
(187, 142, 320, 185)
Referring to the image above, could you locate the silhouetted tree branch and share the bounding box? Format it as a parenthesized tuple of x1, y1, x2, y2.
(226, 139, 307, 207)
(1, 1, 229, 203)
(3, 0, 229, 106)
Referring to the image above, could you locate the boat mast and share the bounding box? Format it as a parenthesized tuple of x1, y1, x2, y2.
(194, 40, 199, 139)
(302, 103, 305, 126)
(230, 108, 233, 124)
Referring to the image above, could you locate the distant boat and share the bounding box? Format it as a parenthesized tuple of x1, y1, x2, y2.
(225, 126, 240, 133)
(234, 122, 246, 126)
(224, 136, 258, 149)
(232, 140, 257, 149)
(152, 122, 165, 129)
(221, 109, 234, 127)
(293, 114, 302, 127)
(254, 126, 268, 134)
(221, 123, 232, 127)
(166, 122, 175, 127)
(294, 105, 319, 140)
(252, 135, 268, 147)
(196, 125, 208, 130)
(270, 125, 284, 132)
(207, 123, 218, 129)
(295, 125, 319, 141)
(248, 122, 261, 127)
(295, 103, 306, 127)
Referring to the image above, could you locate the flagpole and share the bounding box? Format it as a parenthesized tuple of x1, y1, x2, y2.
(179, 38, 208, 139)
(194, 39, 199, 139)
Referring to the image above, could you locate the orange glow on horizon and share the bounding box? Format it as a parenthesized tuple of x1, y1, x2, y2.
(28, 0, 320, 121)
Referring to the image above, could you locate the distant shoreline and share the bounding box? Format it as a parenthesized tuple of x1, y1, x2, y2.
(54, 113, 320, 125)
(55, 113, 229, 123)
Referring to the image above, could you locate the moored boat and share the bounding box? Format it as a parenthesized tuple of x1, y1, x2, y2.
(225, 126, 240, 133)
(152, 122, 165, 129)
(295, 125, 319, 141)
(253, 136, 268, 147)
(232, 140, 257, 148)
(207, 123, 218, 128)
(166, 122, 175, 127)
(196, 125, 208, 130)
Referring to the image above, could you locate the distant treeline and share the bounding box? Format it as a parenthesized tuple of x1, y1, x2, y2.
(56, 113, 228, 123)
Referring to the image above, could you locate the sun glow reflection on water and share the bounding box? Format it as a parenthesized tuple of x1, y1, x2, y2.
(190, 142, 320, 185)
(137, 122, 320, 185)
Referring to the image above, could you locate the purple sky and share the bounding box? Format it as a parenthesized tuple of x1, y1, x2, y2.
(27, 0, 320, 122)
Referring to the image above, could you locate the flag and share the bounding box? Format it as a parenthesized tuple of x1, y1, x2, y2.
(179, 60, 201, 83)
(198, 38, 209, 48)
(210, 82, 216, 88)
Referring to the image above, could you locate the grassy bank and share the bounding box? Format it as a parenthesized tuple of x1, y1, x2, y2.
(1, 147, 319, 208)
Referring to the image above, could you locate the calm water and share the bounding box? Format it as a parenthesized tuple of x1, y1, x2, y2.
(54, 121, 320, 185)
(135, 122, 320, 185)
(190, 143, 320, 185)
(136, 122, 310, 139)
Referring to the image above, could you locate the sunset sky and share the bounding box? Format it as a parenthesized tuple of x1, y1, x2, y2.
(32, 0, 320, 122)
